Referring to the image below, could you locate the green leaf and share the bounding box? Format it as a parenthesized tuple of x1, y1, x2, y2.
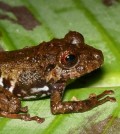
(0, 0, 120, 133)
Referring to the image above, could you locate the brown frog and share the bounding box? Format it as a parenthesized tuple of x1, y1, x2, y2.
(0, 31, 116, 123)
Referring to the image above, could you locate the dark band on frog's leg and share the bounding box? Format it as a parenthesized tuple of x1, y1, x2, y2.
(50, 89, 116, 114)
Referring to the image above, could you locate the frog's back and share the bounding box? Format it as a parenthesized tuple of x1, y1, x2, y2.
(0, 46, 38, 63)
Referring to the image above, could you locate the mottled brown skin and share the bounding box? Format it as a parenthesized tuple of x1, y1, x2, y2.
(0, 31, 116, 123)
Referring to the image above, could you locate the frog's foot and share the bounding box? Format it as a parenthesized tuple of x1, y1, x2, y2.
(71, 90, 115, 102)
(87, 90, 116, 107)
(30, 116, 45, 123)
(20, 114, 45, 123)
(51, 90, 116, 114)
(89, 90, 115, 99)
(0, 111, 45, 124)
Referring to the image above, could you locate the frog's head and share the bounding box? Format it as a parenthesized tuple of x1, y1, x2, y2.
(45, 31, 104, 82)
(56, 31, 104, 80)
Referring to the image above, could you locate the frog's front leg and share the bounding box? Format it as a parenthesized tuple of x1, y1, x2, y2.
(50, 84, 116, 114)
(0, 86, 45, 123)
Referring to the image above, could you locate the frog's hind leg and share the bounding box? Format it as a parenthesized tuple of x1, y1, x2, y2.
(0, 86, 45, 123)
(0, 111, 45, 123)
(50, 89, 116, 114)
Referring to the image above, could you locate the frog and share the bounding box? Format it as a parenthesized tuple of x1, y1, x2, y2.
(0, 31, 116, 123)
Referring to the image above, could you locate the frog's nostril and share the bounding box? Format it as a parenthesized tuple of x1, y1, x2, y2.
(93, 50, 104, 65)
(94, 53, 101, 60)
(93, 50, 103, 60)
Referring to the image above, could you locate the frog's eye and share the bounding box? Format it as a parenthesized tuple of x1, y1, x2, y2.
(60, 52, 78, 68)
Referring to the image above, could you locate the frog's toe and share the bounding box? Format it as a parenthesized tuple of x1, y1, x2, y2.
(31, 116, 45, 123)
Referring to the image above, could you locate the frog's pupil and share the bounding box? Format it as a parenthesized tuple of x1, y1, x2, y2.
(66, 54, 76, 62)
